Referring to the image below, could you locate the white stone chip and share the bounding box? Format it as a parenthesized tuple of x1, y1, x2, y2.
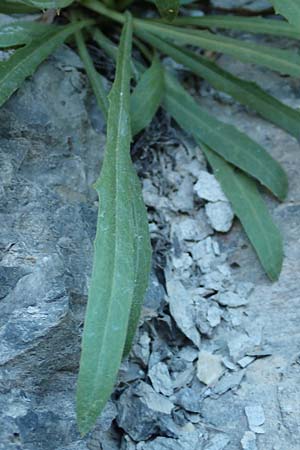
(238, 356, 255, 368)
(207, 304, 222, 327)
(196, 350, 224, 385)
(241, 431, 257, 450)
(148, 362, 174, 397)
(205, 201, 234, 232)
(171, 177, 194, 212)
(216, 291, 248, 308)
(245, 404, 265, 434)
(194, 171, 227, 202)
(167, 278, 201, 348)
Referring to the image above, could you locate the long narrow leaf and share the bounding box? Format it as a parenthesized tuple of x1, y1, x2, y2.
(74, 28, 109, 120)
(82, 1, 300, 77)
(122, 164, 152, 356)
(0, 21, 91, 108)
(133, 20, 300, 77)
(76, 13, 151, 435)
(138, 31, 300, 139)
(91, 27, 140, 81)
(164, 72, 288, 200)
(91, 27, 163, 127)
(154, 0, 180, 21)
(0, 0, 38, 13)
(202, 145, 283, 281)
(21, 0, 74, 8)
(171, 15, 300, 40)
(131, 54, 163, 136)
(269, 0, 300, 29)
(0, 21, 55, 48)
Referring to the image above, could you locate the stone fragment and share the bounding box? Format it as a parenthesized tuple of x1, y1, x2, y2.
(171, 177, 194, 212)
(213, 370, 245, 396)
(194, 171, 227, 202)
(171, 216, 212, 242)
(196, 351, 224, 385)
(238, 356, 255, 368)
(149, 362, 174, 396)
(167, 279, 201, 348)
(241, 431, 257, 450)
(132, 332, 151, 367)
(216, 291, 248, 308)
(117, 382, 174, 441)
(204, 433, 230, 450)
(136, 428, 204, 450)
(245, 404, 265, 434)
(205, 201, 234, 233)
(207, 304, 222, 328)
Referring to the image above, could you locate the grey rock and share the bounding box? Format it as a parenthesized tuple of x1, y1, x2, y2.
(196, 351, 224, 386)
(171, 177, 194, 212)
(213, 370, 245, 396)
(215, 291, 248, 308)
(241, 431, 257, 450)
(237, 356, 255, 368)
(171, 215, 213, 243)
(205, 201, 234, 233)
(174, 384, 204, 413)
(194, 171, 227, 203)
(245, 404, 265, 434)
(0, 46, 104, 449)
(203, 433, 230, 450)
(136, 426, 204, 450)
(117, 382, 175, 441)
(167, 278, 201, 347)
(148, 362, 174, 396)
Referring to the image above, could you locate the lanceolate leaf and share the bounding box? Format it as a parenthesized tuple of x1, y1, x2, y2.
(138, 31, 300, 139)
(0, 21, 91, 108)
(172, 15, 300, 40)
(122, 164, 152, 356)
(202, 145, 283, 281)
(0, 21, 54, 48)
(91, 27, 140, 81)
(133, 19, 300, 77)
(76, 14, 151, 435)
(74, 28, 109, 120)
(83, 2, 300, 78)
(154, 0, 180, 21)
(269, 0, 300, 29)
(0, 0, 38, 13)
(164, 72, 288, 200)
(131, 54, 163, 136)
(21, 0, 74, 8)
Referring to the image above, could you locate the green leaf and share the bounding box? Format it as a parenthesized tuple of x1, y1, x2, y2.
(202, 145, 283, 281)
(122, 164, 152, 356)
(0, 0, 38, 13)
(269, 0, 300, 29)
(74, 28, 109, 120)
(21, 0, 74, 8)
(131, 54, 164, 136)
(76, 13, 151, 435)
(163, 72, 288, 200)
(91, 27, 140, 81)
(138, 31, 300, 139)
(154, 0, 180, 21)
(0, 21, 91, 108)
(171, 15, 300, 40)
(133, 19, 300, 77)
(0, 21, 55, 48)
